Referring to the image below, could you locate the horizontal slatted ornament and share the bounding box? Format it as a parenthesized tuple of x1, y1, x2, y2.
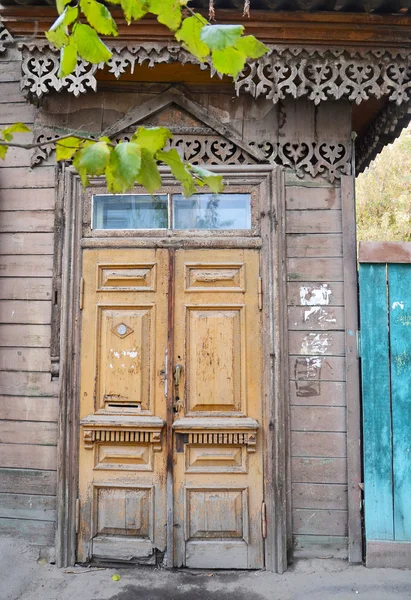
(288, 306, 344, 330)
(0, 493, 56, 521)
(287, 234, 343, 258)
(0, 443, 56, 470)
(293, 509, 348, 536)
(0, 255, 53, 277)
(285, 186, 341, 210)
(288, 331, 345, 356)
(0, 278, 52, 301)
(292, 457, 347, 484)
(0, 518, 55, 546)
(0, 372, 58, 396)
(289, 380, 346, 406)
(0, 300, 51, 324)
(0, 167, 55, 189)
(287, 258, 344, 282)
(0, 188, 55, 211)
(0, 211, 54, 233)
(291, 432, 347, 457)
(286, 210, 342, 234)
(0, 397, 58, 422)
(0, 324, 51, 347)
(292, 483, 347, 510)
(288, 282, 344, 306)
(0, 347, 50, 371)
(291, 406, 346, 432)
(0, 421, 57, 445)
(0, 233, 54, 255)
(0, 468, 56, 495)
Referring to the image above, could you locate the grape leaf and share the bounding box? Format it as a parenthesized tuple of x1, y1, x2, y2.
(2, 123, 31, 138)
(175, 15, 209, 61)
(56, 136, 84, 161)
(73, 23, 112, 64)
(136, 148, 162, 193)
(0, 145, 7, 160)
(132, 127, 172, 155)
(148, 0, 182, 32)
(200, 24, 244, 51)
(80, 0, 118, 36)
(106, 142, 142, 193)
(157, 149, 196, 197)
(234, 35, 269, 59)
(73, 140, 111, 185)
(58, 38, 78, 78)
(46, 26, 69, 50)
(190, 164, 224, 193)
(212, 47, 246, 78)
(121, 0, 147, 24)
(57, 0, 71, 15)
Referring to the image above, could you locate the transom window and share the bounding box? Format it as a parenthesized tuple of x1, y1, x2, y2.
(92, 193, 252, 231)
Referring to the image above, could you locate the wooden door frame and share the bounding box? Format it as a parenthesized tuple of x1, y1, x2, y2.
(54, 163, 290, 573)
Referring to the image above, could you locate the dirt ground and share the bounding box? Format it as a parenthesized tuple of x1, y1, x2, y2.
(1, 538, 411, 600)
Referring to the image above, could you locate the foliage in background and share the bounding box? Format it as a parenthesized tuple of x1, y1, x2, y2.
(356, 127, 411, 242)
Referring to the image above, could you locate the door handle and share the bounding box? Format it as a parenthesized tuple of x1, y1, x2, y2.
(173, 363, 183, 387)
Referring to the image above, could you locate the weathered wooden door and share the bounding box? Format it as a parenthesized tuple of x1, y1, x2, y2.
(77, 247, 265, 568)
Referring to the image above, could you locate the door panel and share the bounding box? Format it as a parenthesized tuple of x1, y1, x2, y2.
(77, 249, 168, 564)
(173, 249, 264, 569)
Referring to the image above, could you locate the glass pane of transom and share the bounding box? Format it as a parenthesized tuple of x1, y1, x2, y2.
(172, 193, 251, 230)
(92, 195, 168, 229)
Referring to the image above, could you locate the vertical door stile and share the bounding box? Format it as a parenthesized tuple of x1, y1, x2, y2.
(166, 249, 175, 568)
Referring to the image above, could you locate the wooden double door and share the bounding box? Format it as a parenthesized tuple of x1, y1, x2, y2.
(77, 247, 265, 568)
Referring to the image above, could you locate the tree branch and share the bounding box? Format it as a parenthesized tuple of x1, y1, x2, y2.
(0, 133, 113, 150)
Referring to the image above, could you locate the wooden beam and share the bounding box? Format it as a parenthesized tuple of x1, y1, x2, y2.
(358, 241, 411, 263)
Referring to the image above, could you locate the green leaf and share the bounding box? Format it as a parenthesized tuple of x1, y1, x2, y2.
(211, 47, 246, 78)
(112, 574, 121, 582)
(106, 142, 142, 193)
(57, 0, 71, 15)
(56, 136, 84, 161)
(200, 24, 243, 51)
(189, 164, 224, 193)
(73, 22, 112, 64)
(157, 149, 196, 197)
(121, 0, 147, 24)
(2, 123, 31, 136)
(80, 0, 118, 36)
(136, 148, 161, 193)
(0, 145, 8, 160)
(132, 126, 172, 155)
(58, 38, 78, 78)
(234, 35, 269, 59)
(73, 140, 111, 186)
(148, 0, 181, 32)
(46, 26, 69, 50)
(175, 15, 209, 61)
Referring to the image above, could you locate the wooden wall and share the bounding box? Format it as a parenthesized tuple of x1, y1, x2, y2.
(0, 49, 58, 548)
(0, 65, 355, 560)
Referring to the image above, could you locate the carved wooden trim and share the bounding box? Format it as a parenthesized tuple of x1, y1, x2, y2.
(0, 23, 13, 53)
(82, 428, 163, 451)
(20, 42, 411, 107)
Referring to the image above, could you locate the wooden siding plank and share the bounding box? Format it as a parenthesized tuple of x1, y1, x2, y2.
(366, 541, 411, 569)
(0, 347, 50, 371)
(0, 468, 56, 495)
(293, 535, 348, 559)
(292, 483, 347, 510)
(288, 306, 344, 330)
(0, 103, 35, 125)
(0, 421, 57, 445)
(388, 264, 411, 541)
(0, 372, 58, 396)
(0, 211, 54, 233)
(285, 186, 341, 210)
(0, 255, 53, 277)
(293, 509, 348, 536)
(0, 518, 55, 546)
(289, 356, 345, 382)
(0, 300, 51, 324)
(359, 264, 394, 540)
(287, 258, 344, 282)
(0, 444, 57, 470)
(291, 406, 346, 432)
(0, 83, 27, 104)
(358, 241, 411, 264)
(0, 397, 58, 422)
(287, 234, 343, 258)
(0, 278, 52, 301)
(0, 188, 55, 211)
(0, 493, 56, 521)
(292, 457, 347, 484)
(0, 324, 51, 347)
(288, 281, 344, 306)
(289, 380, 346, 406)
(288, 331, 345, 356)
(291, 432, 347, 457)
(286, 210, 342, 234)
(0, 62, 22, 83)
(0, 167, 55, 189)
(0, 233, 54, 255)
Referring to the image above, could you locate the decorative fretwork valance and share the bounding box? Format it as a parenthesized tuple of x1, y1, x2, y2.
(19, 42, 411, 107)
